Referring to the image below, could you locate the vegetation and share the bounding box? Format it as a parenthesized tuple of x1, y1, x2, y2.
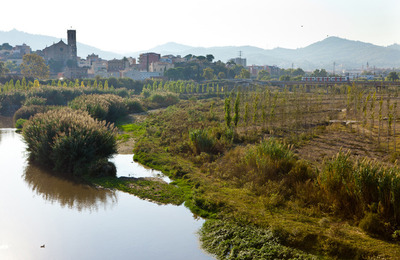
(22, 107, 117, 176)
(5, 75, 400, 258)
(20, 53, 50, 79)
(69, 94, 127, 122)
(89, 176, 185, 205)
(128, 82, 400, 259)
(200, 220, 315, 259)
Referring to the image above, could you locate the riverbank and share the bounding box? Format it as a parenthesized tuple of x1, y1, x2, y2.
(0, 116, 13, 128)
(125, 98, 400, 259)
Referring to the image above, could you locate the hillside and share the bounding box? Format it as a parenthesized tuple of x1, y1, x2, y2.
(1, 29, 399, 70)
(139, 37, 400, 70)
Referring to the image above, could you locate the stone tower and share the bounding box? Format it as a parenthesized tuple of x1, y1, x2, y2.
(67, 29, 77, 64)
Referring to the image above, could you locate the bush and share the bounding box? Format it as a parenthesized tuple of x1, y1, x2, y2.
(22, 107, 117, 176)
(125, 98, 146, 113)
(15, 118, 27, 129)
(319, 151, 400, 230)
(359, 213, 386, 237)
(69, 94, 127, 122)
(189, 129, 216, 155)
(13, 105, 56, 122)
(148, 93, 179, 108)
(24, 96, 46, 106)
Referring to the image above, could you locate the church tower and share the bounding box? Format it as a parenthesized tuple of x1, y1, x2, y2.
(67, 29, 77, 64)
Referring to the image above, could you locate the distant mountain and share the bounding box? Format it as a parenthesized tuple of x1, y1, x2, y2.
(0, 29, 122, 60)
(1, 29, 399, 70)
(130, 37, 400, 70)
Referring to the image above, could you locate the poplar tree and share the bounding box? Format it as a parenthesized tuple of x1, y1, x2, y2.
(224, 97, 232, 128)
(233, 93, 240, 127)
(244, 102, 249, 125)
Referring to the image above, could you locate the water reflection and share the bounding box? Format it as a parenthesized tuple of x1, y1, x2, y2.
(23, 164, 118, 212)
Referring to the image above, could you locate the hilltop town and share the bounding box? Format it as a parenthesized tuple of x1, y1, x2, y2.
(1, 29, 397, 82)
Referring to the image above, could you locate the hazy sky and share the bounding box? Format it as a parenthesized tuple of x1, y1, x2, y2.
(1, 0, 399, 53)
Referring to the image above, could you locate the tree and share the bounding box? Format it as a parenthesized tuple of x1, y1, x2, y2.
(0, 43, 12, 50)
(0, 61, 9, 77)
(233, 93, 240, 127)
(218, 72, 226, 79)
(206, 54, 214, 63)
(387, 72, 399, 81)
(237, 68, 250, 79)
(224, 97, 232, 128)
(279, 75, 290, 81)
(20, 54, 49, 79)
(203, 68, 215, 80)
(257, 70, 270, 80)
(311, 69, 328, 77)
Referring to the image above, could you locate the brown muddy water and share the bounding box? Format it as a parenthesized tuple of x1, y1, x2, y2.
(0, 129, 214, 260)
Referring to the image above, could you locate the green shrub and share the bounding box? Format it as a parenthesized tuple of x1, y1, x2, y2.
(22, 107, 117, 176)
(189, 129, 216, 155)
(15, 118, 27, 129)
(318, 151, 360, 216)
(24, 96, 46, 106)
(319, 151, 400, 230)
(69, 94, 127, 122)
(148, 93, 179, 108)
(359, 213, 386, 237)
(243, 138, 296, 182)
(125, 98, 146, 113)
(13, 105, 56, 122)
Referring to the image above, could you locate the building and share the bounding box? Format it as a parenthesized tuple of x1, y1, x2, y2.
(41, 30, 78, 67)
(108, 58, 129, 72)
(11, 44, 31, 58)
(149, 61, 174, 75)
(228, 57, 247, 67)
(122, 68, 161, 81)
(138, 52, 160, 71)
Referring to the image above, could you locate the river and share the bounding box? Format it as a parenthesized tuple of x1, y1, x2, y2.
(0, 128, 214, 260)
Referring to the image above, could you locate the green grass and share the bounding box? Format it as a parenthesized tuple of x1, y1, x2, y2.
(89, 176, 185, 205)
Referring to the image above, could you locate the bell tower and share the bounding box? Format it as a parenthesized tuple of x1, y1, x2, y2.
(67, 29, 77, 64)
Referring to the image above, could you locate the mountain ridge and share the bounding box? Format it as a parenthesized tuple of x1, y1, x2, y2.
(1, 29, 399, 70)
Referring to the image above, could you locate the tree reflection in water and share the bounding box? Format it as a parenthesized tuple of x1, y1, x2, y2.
(23, 164, 118, 212)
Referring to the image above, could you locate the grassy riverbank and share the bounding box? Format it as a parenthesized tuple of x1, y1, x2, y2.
(88, 176, 185, 205)
(123, 91, 400, 259)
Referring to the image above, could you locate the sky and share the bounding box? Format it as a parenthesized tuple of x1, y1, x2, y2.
(1, 0, 399, 54)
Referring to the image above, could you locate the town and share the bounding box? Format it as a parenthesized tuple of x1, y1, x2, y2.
(0, 30, 396, 82)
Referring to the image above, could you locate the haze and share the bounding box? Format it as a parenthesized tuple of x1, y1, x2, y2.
(1, 0, 399, 53)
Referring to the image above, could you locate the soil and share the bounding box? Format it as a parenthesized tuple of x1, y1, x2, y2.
(0, 116, 13, 128)
(295, 123, 390, 168)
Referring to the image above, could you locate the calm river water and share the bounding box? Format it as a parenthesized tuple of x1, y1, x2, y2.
(0, 129, 214, 260)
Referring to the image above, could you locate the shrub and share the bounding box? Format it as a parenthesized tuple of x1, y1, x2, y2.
(125, 98, 146, 113)
(69, 94, 127, 122)
(24, 96, 46, 106)
(359, 213, 386, 237)
(148, 93, 179, 108)
(22, 107, 117, 176)
(13, 105, 56, 122)
(189, 129, 216, 155)
(319, 151, 400, 230)
(318, 151, 360, 216)
(243, 138, 296, 183)
(15, 118, 27, 129)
